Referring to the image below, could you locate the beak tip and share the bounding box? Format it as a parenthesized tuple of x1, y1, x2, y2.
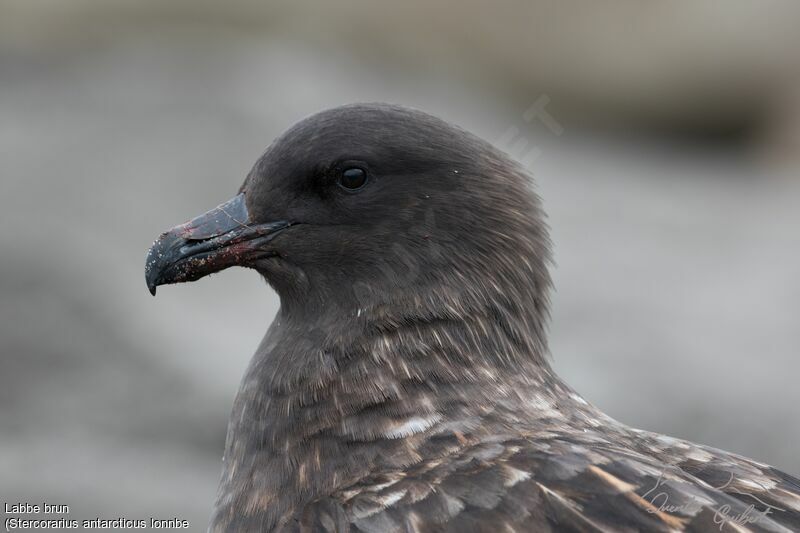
(145, 247, 161, 296)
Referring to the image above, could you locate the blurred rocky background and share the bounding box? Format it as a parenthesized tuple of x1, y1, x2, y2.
(1, 0, 799, 528)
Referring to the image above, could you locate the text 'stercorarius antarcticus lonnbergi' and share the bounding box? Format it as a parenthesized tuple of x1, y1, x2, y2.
(145, 104, 800, 532)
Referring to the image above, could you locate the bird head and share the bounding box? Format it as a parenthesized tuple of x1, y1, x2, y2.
(146, 104, 551, 326)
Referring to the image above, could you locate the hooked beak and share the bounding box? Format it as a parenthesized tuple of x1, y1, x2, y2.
(145, 193, 290, 295)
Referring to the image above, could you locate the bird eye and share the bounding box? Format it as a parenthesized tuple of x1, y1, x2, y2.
(338, 167, 368, 191)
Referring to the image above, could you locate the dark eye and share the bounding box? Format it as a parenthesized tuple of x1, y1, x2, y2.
(338, 167, 368, 191)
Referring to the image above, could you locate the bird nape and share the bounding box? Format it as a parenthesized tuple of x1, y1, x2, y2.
(146, 103, 800, 532)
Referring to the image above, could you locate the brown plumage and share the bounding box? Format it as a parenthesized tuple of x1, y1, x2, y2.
(146, 103, 800, 532)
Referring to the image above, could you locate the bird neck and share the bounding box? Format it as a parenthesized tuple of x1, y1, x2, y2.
(211, 289, 562, 529)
